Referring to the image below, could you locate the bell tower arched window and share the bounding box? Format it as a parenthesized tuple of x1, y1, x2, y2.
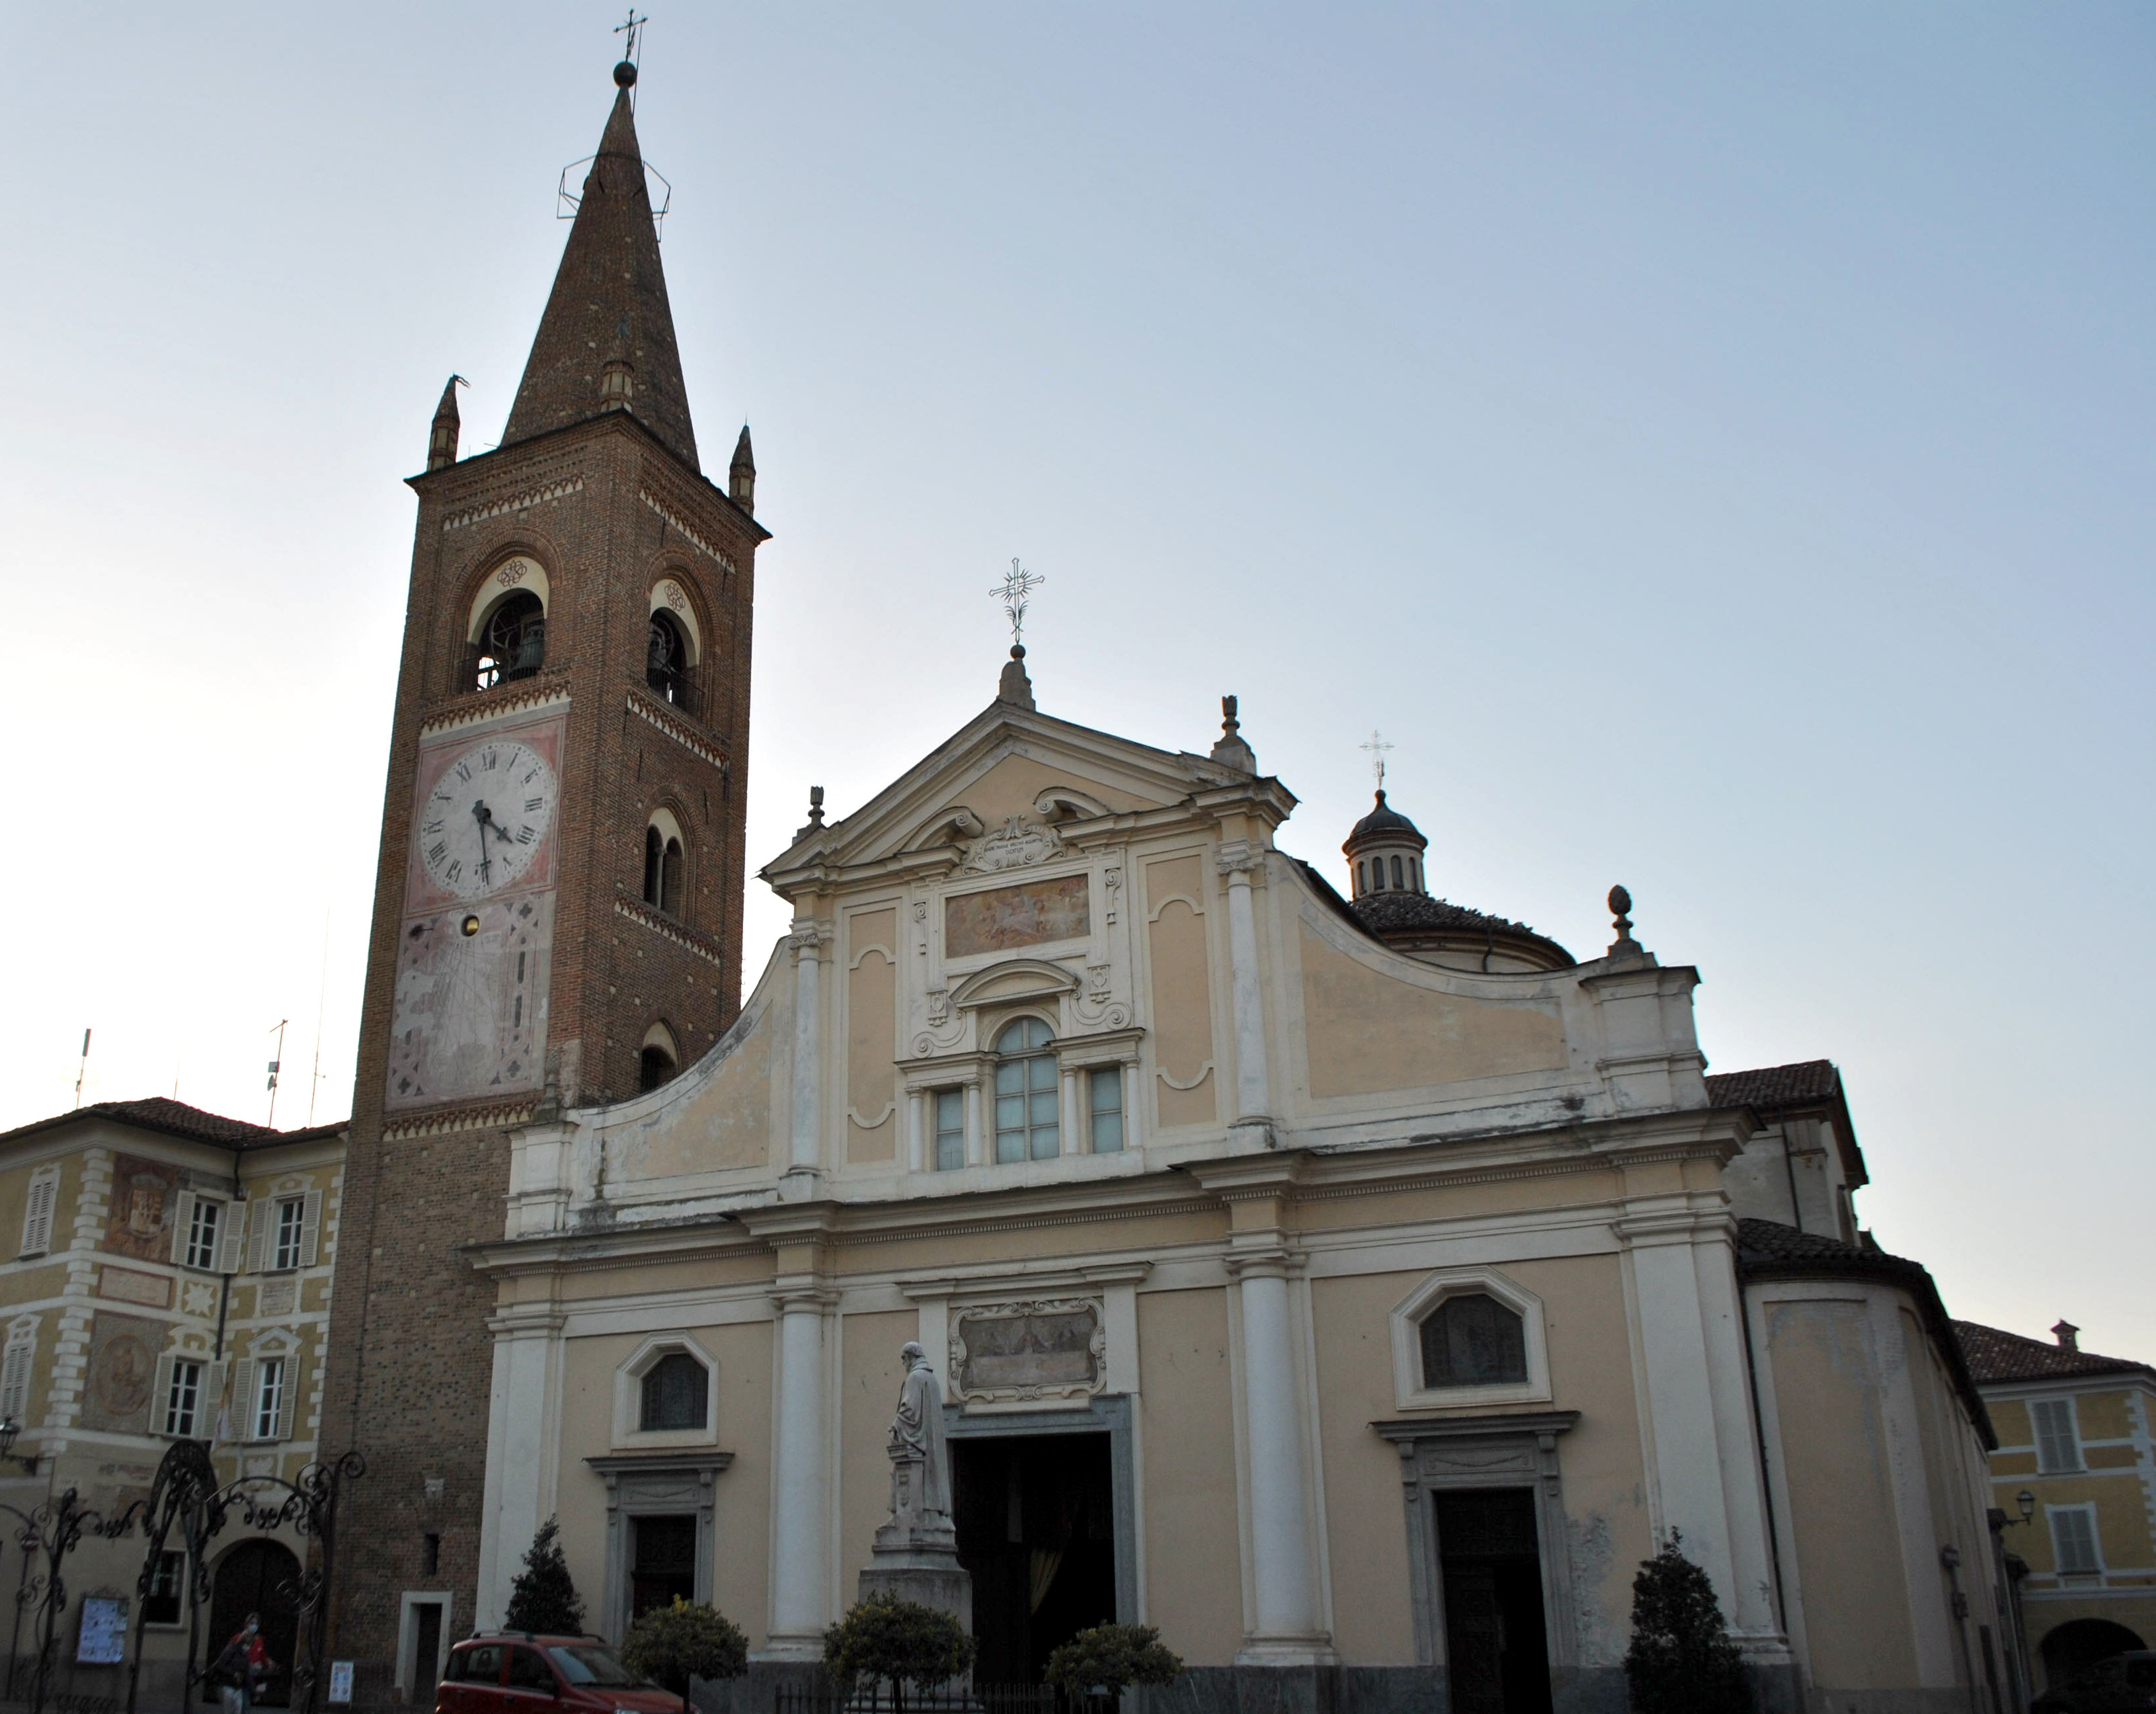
(638, 1022, 680, 1094)
(474, 591, 545, 690)
(641, 810, 685, 917)
(992, 1018, 1060, 1164)
(647, 611, 694, 714)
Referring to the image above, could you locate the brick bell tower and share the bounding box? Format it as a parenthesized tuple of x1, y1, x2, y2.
(323, 56, 764, 1692)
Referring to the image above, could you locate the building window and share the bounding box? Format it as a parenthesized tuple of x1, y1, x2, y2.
(630, 1516, 698, 1619)
(19, 1165, 58, 1257)
(639, 1354, 708, 1432)
(639, 1022, 680, 1094)
(642, 821, 684, 916)
(163, 1360, 204, 1438)
(1088, 1067, 1124, 1153)
(1419, 1293, 1529, 1388)
(2050, 1505, 2102, 1574)
(1391, 854, 1404, 889)
(934, 1089, 965, 1171)
(0, 1323, 35, 1424)
(1355, 860, 1367, 895)
(2032, 1397, 2083, 1473)
(272, 1200, 305, 1272)
(993, 1018, 1059, 1163)
(184, 1199, 221, 1272)
(143, 1551, 184, 1626)
(647, 612, 695, 712)
(253, 1358, 287, 1441)
(475, 591, 545, 690)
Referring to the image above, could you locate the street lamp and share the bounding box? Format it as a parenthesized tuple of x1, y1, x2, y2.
(0, 1417, 32, 1472)
(2017, 1489, 2036, 1526)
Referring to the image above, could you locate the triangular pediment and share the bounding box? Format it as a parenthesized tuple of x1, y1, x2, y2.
(762, 698, 1279, 890)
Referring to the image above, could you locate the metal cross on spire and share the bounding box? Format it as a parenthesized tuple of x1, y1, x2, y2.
(1360, 729, 1394, 789)
(992, 558, 1046, 647)
(615, 8, 649, 63)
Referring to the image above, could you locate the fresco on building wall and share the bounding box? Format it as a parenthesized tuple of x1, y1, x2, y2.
(953, 1303, 1101, 1394)
(944, 875, 1090, 958)
(79, 1311, 160, 1433)
(104, 1155, 177, 1263)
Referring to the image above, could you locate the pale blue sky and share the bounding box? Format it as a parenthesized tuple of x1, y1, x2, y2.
(1, 5, 2149, 1355)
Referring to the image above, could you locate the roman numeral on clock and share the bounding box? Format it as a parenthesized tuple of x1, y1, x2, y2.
(526, 797, 544, 812)
(428, 841, 448, 863)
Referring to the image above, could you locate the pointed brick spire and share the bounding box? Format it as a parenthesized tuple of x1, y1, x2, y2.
(426, 374, 464, 471)
(501, 65, 699, 469)
(729, 424, 755, 510)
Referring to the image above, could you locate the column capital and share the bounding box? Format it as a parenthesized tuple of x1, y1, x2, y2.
(768, 1284, 840, 1314)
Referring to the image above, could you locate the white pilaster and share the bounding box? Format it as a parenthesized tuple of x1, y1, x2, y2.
(1217, 843, 1273, 1131)
(786, 923, 830, 1186)
(764, 1284, 836, 1656)
(1228, 1248, 1334, 1664)
(476, 1308, 565, 1630)
(1617, 1204, 1786, 1653)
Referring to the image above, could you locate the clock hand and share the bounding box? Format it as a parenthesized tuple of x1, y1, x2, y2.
(470, 801, 494, 882)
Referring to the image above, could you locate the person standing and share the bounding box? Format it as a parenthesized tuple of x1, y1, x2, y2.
(210, 1617, 260, 1714)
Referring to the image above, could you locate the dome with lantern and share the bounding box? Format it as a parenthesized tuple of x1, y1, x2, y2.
(1341, 790, 1574, 974)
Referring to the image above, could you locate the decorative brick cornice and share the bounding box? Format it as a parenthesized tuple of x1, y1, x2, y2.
(441, 475, 584, 532)
(625, 688, 729, 768)
(419, 675, 572, 737)
(380, 1100, 536, 1141)
(640, 489, 737, 572)
(614, 891, 724, 967)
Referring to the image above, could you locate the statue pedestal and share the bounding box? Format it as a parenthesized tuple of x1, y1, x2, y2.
(858, 1449, 973, 1633)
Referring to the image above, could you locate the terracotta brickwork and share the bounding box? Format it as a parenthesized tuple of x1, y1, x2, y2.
(320, 74, 761, 1694)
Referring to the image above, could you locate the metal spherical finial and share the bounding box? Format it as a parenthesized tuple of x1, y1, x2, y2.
(614, 60, 638, 88)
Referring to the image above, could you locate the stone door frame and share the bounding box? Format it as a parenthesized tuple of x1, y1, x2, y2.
(584, 1451, 735, 1643)
(1371, 1410, 1580, 1672)
(941, 1395, 1139, 1625)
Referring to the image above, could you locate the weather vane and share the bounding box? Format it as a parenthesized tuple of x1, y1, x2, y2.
(1360, 729, 1394, 789)
(615, 9, 649, 63)
(992, 558, 1046, 647)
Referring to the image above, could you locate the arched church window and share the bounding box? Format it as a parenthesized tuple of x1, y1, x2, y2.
(639, 1352, 707, 1432)
(1391, 854, 1405, 890)
(1356, 860, 1367, 896)
(642, 813, 686, 917)
(474, 591, 545, 690)
(639, 1022, 680, 1094)
(993, 1018, 1059, 1164)
(647, 612, 694, 713)
(1418, 1293, 1528, 1388)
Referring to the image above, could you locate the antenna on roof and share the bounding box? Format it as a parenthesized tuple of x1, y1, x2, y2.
(73, 1029, 91, 1110)
(266, 1018, 289, 1129)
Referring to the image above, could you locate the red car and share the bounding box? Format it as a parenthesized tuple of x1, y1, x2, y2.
(435, 1635, 685, 1714)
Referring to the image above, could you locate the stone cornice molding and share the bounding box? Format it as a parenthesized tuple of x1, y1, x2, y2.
(584, 1449, 736, 1480)
(1371, 1410, 1580, 1449)
(767, 1285, 840, 1313)
(898, 1260, 1153, 1301)
(1577, 963, 1702, 999)
(1612, 1201, 1739, 1249)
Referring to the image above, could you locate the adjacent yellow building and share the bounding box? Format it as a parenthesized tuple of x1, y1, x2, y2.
(1958, 1318, 2156, 1697)
(0, 1096, 345, 1707)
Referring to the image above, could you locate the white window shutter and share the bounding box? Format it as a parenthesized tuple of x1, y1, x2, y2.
(202, 1362, 226, 1441)
(21, 1170, 56, 1256)
(229, 1358, 257, 1442)
(169, 1192, 196, 1267)
(151, 1353, 176, 1435)
(245, 1200, 271, 1274)
(0, 1343, 30, 1422)
(298, 1190, 324, 1268)
(273, 1359, 295, 1442)
(218, 1205, 245, 1275)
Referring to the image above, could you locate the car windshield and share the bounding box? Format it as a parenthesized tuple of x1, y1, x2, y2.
(545, 1647, 641, 1688)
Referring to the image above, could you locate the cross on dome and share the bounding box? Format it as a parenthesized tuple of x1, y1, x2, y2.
(992, 559, 1046, 647)
(1359, 729, 1394, 789)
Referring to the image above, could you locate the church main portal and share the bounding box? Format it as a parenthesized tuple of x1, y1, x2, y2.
(951, 1434, 1117, 1684)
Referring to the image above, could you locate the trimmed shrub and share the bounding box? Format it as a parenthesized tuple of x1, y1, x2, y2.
(1043, 1624, 1184, 1699)
(502, 1516, 585, 1636)
(822, 1595, 975, 1707)
(618, 1599, 750, 1698)
(1623, 1532, 1751, 1713)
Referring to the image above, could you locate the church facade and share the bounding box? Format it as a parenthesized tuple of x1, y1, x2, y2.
(324, 56, 2024, 1714)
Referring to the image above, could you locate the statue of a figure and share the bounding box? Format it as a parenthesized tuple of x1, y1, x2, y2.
(887, 1341, 953, 1532)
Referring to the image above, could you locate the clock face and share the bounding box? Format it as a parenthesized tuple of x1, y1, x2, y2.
(416, 739, 559, 900)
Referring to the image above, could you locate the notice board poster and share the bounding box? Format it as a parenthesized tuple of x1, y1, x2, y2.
(77, 1595, 128, 1664)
